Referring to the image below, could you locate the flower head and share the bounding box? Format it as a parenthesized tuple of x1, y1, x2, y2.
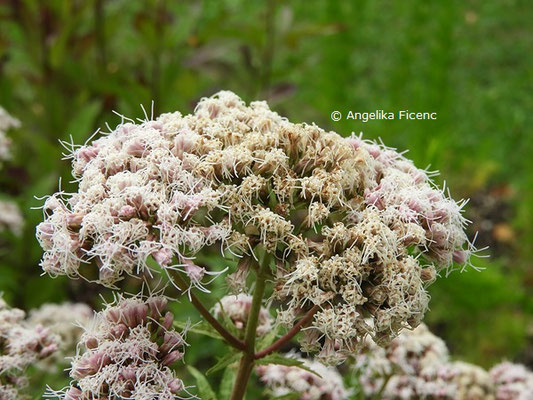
(355, 323, 496, 399)
(36, 92, 472, 361)
(213, 294, 273, 336)
(0, 201, 23, 236)
(0, 106, 20, 164)
(490, 362, 533, 400)
(0, 295, 59, 399)
(257, 354, 351, 400)
(47, 295, 187, 400)
(28, 302, 92, 366)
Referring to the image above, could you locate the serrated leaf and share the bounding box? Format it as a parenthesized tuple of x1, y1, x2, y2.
(218, 365, 237, 400)
(206, 351, 241, 376)
(187, 366, 217, 400)
(173, 320, 222, 340)
(255, 354, 322, 378)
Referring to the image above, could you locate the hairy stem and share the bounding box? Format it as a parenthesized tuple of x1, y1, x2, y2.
(254, 303, 320, 359)
(230, 254, 270, 400)
(171, 272, 245, 351)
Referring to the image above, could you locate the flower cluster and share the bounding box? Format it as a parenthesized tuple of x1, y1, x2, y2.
(213, 294, 273, 337)
(257, 354, 351, 400)
(48, 295, 187, 400)
(0, 296, 59, 400)
(0, 200, 24, 235)
(0, 106, 19, 164)
(490, 362, 533, 400)
(28, 302, 92, 365)
(356, 323, 499, 399)
(36, 91, 471, 361)
(0, 106, 23, 236)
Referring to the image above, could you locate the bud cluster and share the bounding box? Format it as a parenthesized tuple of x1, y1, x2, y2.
(49, 296, 186, 400)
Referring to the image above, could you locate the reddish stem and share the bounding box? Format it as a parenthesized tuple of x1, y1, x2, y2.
(254, 304, 320, 359)
(171, 272, 246, 351)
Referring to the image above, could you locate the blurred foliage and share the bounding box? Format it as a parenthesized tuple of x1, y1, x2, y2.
(0, 0, 532, 397)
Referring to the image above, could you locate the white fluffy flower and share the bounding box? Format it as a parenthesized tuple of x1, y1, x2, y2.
(36, 91, 472, 361)
(0, 106, 20, 163)
(257, 354, 351, 400)
(213, 294, 272, 336)
(0, 200, 24, 235)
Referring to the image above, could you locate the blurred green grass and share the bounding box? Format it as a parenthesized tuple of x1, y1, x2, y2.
(0, 0, 532, 397)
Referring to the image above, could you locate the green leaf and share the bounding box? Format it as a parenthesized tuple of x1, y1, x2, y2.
(65, 101, 102, 144)
(187, 366, 217, 400)
(218, 365, 237, 400)
(255, 354, 322, 378)
(206, 351, 241, 376)
(173, 320, 223, 340)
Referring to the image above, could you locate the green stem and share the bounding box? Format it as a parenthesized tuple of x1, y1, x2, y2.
(230, 254, 270, 400)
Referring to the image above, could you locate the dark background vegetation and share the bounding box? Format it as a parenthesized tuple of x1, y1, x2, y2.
(0, 0, 532, 397)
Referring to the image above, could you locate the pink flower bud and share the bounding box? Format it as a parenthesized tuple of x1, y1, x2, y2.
(118, 205, 137, 219)
(162, 311, 174, 331)
(76, 146, 99, 163)
(66, 213, 85, 229)
(169, 378, 183, 393)
(452, 249, 469, 264)
(147, 297, 168, 319)
(152, 248, 174, 268)
(126, 139, 146, 157)
(183, 259, 205, 282)
(65, 386, 82, 400)
(162, 350, 183, 366)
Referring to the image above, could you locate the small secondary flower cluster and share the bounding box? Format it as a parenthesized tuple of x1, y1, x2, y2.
(36, 91, 471, 362)
(257, 354, 351, 400)
(490, 362, 533, 400)
(356, 323, 533, 400)
(48, 295, 186, 400)
(0, 106, 19, 163)
(0, 106, 23, 235)
(213, 294, 273, 337)
(28, 302, 92, 365)
(0, 296, 59, 400)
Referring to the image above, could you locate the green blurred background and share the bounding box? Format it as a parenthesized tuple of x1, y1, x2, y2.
(0, 0, 532, 396)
